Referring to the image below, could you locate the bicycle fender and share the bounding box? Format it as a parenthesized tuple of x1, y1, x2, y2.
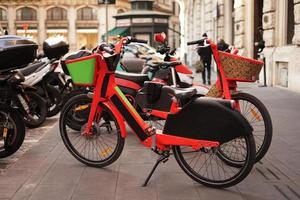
(102, 101, 127, 138)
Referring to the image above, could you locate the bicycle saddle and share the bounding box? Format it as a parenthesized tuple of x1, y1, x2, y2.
(162, 85, 196, 99)
(115, 71, 149, 86)
(18, 62, 46, 76)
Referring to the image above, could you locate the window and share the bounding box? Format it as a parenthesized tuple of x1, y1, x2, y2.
(287, 0, 294, 44)
(77, 7, 97, 20)
(172, 2, 176, 14)
(132, 2, 153, 10)
(47, 7, 67, 21)
(0, 8, 7, 21)
(16, 7, 37, 21)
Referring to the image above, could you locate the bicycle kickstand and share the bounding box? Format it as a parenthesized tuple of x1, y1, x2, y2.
(142, 151, 169, 187)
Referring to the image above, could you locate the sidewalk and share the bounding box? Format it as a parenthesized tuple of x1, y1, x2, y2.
(0, 83, 300, 200)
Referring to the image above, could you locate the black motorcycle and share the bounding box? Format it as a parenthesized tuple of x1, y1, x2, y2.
(0, 75, 26, 158)
(0, 35, 47, 129)
(18, 37, 70, 118)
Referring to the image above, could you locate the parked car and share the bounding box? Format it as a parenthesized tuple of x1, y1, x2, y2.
(127, 42, 164, 61)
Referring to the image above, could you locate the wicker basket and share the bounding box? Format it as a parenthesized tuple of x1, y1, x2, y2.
(206, 84, 223, 98)
(206, 51, 264, 98)
(218, 51, 263, 81)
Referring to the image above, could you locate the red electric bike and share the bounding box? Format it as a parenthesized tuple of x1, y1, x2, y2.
(117, 33, 272, 163)
(59, 37, 256, 188)
(187, 38, 272, 163)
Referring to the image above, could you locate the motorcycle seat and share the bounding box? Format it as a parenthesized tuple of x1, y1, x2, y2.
(159, 61, 182, 67)
(18, 62, 46, 76)
(115, 71, 149, 85)
(162, 85, 196, 99)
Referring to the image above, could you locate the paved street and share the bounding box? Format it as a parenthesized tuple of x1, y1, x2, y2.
(0, 82, 300, 200)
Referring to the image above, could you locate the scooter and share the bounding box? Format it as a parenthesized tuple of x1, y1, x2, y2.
(20, 58, 63, 117)
(18, 37, 69, 117)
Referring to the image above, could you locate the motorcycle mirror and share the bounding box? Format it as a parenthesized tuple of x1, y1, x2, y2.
(154, 32, 167, 44)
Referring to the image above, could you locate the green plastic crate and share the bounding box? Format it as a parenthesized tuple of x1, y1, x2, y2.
(66, 55, 97, 86)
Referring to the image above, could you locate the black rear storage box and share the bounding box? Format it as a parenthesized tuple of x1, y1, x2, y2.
(163, 98, 253, 144)
(43, 37, 69, 59)
(0, 35, 38, 72)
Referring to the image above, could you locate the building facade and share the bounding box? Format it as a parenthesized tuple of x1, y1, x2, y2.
(0, 0, 128, 50)
(112, 0, 181, 47)
(181, 0, 300, 93)
(0, 0, 180, 51)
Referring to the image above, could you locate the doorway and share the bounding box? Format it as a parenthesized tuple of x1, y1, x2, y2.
(254, 0, 264, 59)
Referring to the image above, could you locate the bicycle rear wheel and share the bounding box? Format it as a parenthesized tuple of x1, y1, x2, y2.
(172, 133, 255, 188)
(59, 94, 125, 168)
(232, 92, 272, 162)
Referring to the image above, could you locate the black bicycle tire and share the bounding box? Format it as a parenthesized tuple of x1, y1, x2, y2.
(59, 94, 125, 168)
(172, 133, 255, 188)
(232, 92, 273, 163)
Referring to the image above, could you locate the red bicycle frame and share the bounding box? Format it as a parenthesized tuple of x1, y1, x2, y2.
(83, 38, 219, 151)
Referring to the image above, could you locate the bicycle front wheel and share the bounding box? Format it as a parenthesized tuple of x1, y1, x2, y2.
(59, 94, 125, 168)
(172, 133, 255, 188)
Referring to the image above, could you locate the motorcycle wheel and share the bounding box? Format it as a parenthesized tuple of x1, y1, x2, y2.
(46, 85, 62, 117)
(23, 91, 47, 128)
(0, 107, 25, 158)
(63, 89, 89, 131)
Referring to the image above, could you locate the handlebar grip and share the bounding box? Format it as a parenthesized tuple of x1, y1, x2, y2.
(187, 39, 205, 46)
(135, 39, 148, 44)
(129, 37, 148, 44)
(99, 44, 114, 55)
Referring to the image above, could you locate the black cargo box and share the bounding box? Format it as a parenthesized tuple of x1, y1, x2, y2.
(43, 37, 69, 59)
(0, 35, 38, 72)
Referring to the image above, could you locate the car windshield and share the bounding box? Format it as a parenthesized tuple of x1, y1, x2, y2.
(128, 43, 156, 55)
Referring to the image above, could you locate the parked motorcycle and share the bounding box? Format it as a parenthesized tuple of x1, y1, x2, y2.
(19, 37, 69, 117)
(0, 35, 33, 157)
(0, 106, 25, 158)
(0, 35, 47, 129)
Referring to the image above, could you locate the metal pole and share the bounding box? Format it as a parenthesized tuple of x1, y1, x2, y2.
(263, 55, 267, 87)
(105, 0, 108, 43)
(258, 52, 267, 87)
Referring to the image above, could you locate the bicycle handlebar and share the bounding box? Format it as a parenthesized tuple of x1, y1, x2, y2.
(99, 44, 114, 55)
(129, 37, 148, 44)
(187, 38, 206, 46)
